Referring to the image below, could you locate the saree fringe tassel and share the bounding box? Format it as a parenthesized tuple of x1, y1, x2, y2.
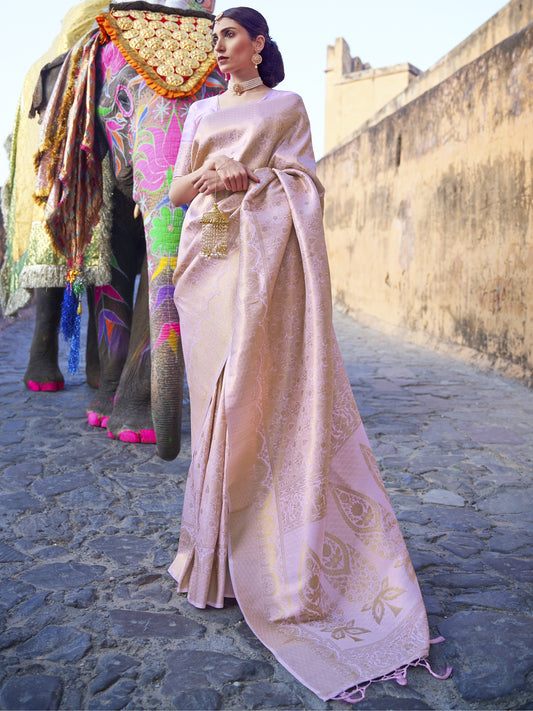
(332, 638, 452, 703)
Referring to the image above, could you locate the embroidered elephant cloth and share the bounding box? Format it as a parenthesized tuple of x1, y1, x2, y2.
(169, 90, 430, 700)
(33, 30, 104, 274)
(0, 0, 110, 316)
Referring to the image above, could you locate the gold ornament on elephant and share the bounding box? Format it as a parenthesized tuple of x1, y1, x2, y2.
(166, 74, 186, 88)
(155, 27, 173, 39)
(145, 35, 164, 50)
(96, 8, 218, 99)
(116, 17, 134, 30)
(155, 48, 173, 62)
(139, 47, 157, 61)
(164, 38, 181, 52)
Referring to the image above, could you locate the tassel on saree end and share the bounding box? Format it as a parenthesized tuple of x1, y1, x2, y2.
(331, 648, 453, 705)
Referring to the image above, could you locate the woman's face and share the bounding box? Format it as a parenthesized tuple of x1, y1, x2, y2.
(212, 17, 264, 76)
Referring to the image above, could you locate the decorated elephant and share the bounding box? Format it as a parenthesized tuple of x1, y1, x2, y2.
(1, 0, 151, 438)
(1, 0, 109, 390)
(23, 190, 149, 445)
(9, 0, 226, 458)
(0, 0, 109, 323)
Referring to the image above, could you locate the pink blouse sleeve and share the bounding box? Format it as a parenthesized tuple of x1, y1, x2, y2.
(173, 101, 203, 177)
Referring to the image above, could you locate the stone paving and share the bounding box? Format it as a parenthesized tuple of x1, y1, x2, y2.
(0, 305, 532, 711)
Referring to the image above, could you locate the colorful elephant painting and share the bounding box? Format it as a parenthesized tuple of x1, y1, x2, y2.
(2, 0, 161, 443)
(29, 0, 225, 459)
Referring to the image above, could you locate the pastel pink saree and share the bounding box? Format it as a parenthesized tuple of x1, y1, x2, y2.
(169, 90, 433, 700)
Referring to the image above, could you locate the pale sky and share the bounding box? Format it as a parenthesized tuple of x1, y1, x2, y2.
(0, 0, 507, 186)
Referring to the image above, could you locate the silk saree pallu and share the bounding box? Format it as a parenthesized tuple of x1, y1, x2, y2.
(169, 92, 445, 701)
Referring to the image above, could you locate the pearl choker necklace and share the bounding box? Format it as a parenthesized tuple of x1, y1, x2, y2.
(228, 76, 263, 96)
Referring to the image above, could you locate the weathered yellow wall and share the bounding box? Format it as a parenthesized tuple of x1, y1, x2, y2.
(333, 0, 533, 151)
(325, 38, 419, 154)
(317, 24, 533, 383)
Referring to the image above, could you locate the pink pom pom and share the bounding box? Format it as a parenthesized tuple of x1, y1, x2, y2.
(119, 431, 140, 443)
(41, 381, 64, 391)
(87, 411, 101, 426)
(27, 380, 64, 392)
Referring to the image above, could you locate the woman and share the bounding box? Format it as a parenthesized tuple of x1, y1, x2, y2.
(168, 7, 450, 702)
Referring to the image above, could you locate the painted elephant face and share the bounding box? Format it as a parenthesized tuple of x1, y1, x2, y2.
(95, 17, 225, 459)
(96, 48, 137, 188)
(97, 42, 224, 208)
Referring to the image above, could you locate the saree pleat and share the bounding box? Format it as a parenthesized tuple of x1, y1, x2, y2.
(169, 91, 430, 700)
(171, 370, 234, 608)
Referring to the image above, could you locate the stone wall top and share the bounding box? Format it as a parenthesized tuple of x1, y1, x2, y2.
(325, 0, 533, 157)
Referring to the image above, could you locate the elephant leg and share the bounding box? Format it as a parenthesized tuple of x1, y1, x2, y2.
(24, 287, 64, 391)
(106, 257, 154, 443)
(85, 285, 100, 389)
(87, 188, 144, 427)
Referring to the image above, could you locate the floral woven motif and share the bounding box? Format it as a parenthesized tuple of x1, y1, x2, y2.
(96, 9, 218, 98)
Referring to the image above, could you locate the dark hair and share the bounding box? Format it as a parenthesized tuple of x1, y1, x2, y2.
(217, 7, 285, 88)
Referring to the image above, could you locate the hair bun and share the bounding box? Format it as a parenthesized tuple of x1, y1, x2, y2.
(220, 7, 285, 88)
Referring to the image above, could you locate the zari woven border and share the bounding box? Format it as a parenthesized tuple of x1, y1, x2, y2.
(96, 8, 218, 98)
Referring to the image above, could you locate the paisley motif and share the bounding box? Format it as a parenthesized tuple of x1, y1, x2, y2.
(296, 545, 332, 621)
(331, 485, 406, 559)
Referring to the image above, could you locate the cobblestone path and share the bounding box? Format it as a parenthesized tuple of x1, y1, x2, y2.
(0, 307, 531, 710)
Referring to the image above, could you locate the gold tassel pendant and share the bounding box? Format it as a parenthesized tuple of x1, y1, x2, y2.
(200, 202, 229, 258)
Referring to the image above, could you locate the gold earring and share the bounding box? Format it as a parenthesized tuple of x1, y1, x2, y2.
(252, 52, 263, 67)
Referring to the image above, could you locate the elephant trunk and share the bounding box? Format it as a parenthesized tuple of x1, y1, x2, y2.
(151, 339, 184, 461)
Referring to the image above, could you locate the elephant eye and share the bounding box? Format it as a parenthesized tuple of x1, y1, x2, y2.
(116, 86, 132, 116)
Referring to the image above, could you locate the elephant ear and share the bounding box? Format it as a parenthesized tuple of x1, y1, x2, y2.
(30, 53, 68, 119)
(97, 7, 218, 98)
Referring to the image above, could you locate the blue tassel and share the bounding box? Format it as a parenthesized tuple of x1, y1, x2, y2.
(60, 282, 77, 339)
(59, 282, 81, 374)
(67, 310, 81, 374)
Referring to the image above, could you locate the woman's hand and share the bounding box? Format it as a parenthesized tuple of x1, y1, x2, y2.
(192, 169, 226, 196)
(169, 156, 260, 206)
(212, 157, 260, 193)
